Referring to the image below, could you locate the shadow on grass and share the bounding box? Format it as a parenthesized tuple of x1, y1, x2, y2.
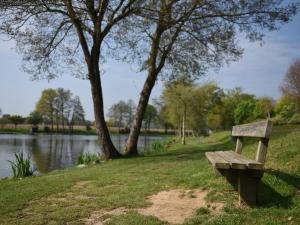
(142, 140, 233, 162)
(258, 169, 300, 208)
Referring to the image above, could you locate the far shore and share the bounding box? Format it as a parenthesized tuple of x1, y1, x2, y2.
(0, 124, 175, 136)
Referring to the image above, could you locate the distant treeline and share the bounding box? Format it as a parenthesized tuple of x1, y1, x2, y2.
(1, 60, 299, 136)
(0, 88, 87, 133)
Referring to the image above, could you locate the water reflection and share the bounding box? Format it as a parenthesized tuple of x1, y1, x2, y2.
(0, 134, 163, 178)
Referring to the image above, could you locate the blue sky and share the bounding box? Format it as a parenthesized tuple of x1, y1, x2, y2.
(0, 13, 299, 120)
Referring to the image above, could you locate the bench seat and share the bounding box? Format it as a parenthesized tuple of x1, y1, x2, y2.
(205, 151, 264, 170)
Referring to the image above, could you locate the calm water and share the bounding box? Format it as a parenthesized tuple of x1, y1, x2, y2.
(0, 134, 164, 178)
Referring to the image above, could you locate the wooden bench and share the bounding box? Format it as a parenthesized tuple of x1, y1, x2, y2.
(205, 120, 273, 206)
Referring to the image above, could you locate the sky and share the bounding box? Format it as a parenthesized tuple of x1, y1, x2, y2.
(0, 12, 300, 121)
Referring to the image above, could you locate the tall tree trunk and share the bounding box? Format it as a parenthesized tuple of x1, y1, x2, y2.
(89, 63, 121, 159)
(124, 19, 166, 156)
(124, 69, 158, 155)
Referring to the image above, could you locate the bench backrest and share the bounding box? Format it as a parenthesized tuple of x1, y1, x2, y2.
(232, 120, 273, 164)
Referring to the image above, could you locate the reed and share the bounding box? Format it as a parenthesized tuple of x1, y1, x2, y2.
(8, 152, 34, 178)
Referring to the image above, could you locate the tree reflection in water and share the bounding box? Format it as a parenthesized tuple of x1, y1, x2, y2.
(0, 134, 164, 178)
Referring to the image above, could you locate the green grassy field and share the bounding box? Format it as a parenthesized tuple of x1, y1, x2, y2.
(0, 125, 299, 225)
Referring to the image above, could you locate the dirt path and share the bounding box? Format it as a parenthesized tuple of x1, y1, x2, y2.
(86, 189, 223, 225)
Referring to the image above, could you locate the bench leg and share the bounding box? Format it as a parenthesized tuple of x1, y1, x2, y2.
(238, 173, 261, 206)
(217, 169, 263, 206)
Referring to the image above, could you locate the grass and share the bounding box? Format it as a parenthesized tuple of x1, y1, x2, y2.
(0, 128, 30, 134)
(8, 152, 34, 178)
(0, 125, 299, 225)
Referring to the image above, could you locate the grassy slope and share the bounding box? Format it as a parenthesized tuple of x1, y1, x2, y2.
(0, 125, 299, 225)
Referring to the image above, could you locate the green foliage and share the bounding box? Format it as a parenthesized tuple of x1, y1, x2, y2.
(107, 99, 136, 128)
(69, 96, 85, 125)
(8, 152, 34, 178)
(160, 81, 224, 134)
(143, 104, 157, 130)
(274, 95, 297, 118)
(36, 88, 57, 125)
(8, 115, 25, 128)
(36, 88, 86, 131)
(77, 153, 101, 165)
(0, 117, 9, 128)
(253, 97, 274, 119)
(219, 88, 255, 129)
(234, 99, 256, 124)
(27, 111, 43, 125)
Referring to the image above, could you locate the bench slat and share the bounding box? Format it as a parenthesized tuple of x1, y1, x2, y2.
(214, 151, 248, 169)
(225, 151, 263, 170)
(205, 151, 264, 170)
(232, 120, 272, 138)
(205, 152, 230, 169)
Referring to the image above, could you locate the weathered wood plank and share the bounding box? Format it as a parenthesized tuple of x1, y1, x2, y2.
(214, 151, 247, 170)
(256, 138, 269, 163)
(232, 120, 273, 138)
(226, 151, 263, 170)
(235, 137, 243, 154)
(238, 173, 260, 206)
(205, 152, 230, 169)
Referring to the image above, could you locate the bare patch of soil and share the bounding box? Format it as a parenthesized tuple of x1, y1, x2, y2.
(138, 189, 222, 224)
(85, 208, 129, 225)
(85, 189, 223, 225)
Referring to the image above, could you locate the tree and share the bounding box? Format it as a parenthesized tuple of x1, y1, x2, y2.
(234, 98, 257, 124)
(67, 96, 85, 131)
(0, 1, 144, 159)
(275, 95, 297, 118)
(162, 81, 195, 144)
(55, 88, 72, 132)
(160, 82, 225, 138)
(143, 104, 157, 132)
(36, 89, 57, 131)
(107, 100, 131, 133)
(9, 115, 25, 129)
(153, 98, 173, 134)
(27, 111, 43, 126)
(280, 59, 300, 111)
(124, 0, 298, 155)
(0, 114, 10, 129)
(253, 97, 274, 119)
(220, 88, 255, 129)
(71, 96, 85, 123)
(126, 99, 136, 128)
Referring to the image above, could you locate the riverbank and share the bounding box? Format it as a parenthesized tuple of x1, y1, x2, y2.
(0, 125, 299, 225)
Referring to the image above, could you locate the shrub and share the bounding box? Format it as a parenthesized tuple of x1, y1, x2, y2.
(77, 153, 101, 165)
(8, 152, 34, 178)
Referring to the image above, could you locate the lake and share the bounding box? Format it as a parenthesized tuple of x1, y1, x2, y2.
(0, 134, 164, 178)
